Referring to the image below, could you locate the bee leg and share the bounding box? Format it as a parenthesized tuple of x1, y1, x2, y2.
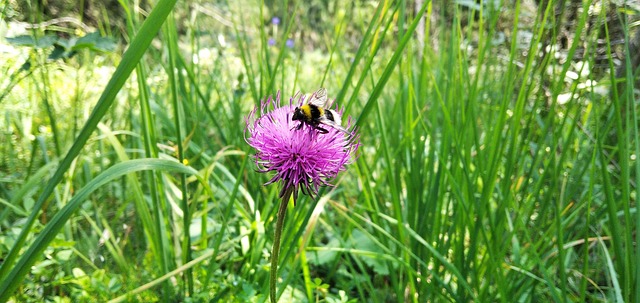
(315, 126, 329, 134)
(293, 122, 303, 131)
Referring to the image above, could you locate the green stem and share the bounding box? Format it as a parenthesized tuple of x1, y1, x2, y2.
(270, 186, 294, 303)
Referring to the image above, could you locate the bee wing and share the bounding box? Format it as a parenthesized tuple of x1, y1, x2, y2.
(308, 88, 330, 107)
(324, 109, 342, 126)
(319, 109, 350, 135)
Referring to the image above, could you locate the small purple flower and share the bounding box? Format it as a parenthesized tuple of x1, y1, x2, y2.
(285, 39, 294, 49)
(268, 38, 276, 46)
(245, 91, 359, 198)
(271, 17, 280, 25)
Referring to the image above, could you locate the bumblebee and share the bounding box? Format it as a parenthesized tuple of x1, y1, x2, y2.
(292, 88, 350, 135)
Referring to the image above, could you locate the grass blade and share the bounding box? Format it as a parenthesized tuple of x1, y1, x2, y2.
(0, 0, 178, 280)
(0, 159, 204, 301)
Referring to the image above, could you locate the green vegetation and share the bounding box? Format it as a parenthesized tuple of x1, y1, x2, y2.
(0, 0, 638, 302)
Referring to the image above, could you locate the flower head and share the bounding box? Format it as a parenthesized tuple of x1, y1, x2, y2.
(271, 17, 281, 25)
(285, 39, 294, 49)
(245, 91, 359, 198)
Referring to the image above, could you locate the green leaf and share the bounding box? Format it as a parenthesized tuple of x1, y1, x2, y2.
(22, 197, 33, 212)
(0, 159, 202, 300)
(71, 32, 116, 53)
(19, 59, 31, 71)
(56, 249, 73, 262)
(349, 230, 389, 275)
(6, 35, 57, 48)
(239, 282, 257, 299)
(0, 0, 178, 297)
(55, 37, 74, 50)
(308, 238, 340, 266)
(108, 277, 122, 293)
(72, 267, 86, 278)
(35, 35, 58, 48)
(48, 44, 66, 60)
(72, 32, 100, 47)
(5, 35, 35, 46)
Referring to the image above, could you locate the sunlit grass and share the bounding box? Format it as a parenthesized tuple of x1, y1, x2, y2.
(0, 0, 637, 302)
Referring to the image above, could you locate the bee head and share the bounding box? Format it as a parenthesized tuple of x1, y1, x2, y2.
(292, 107, 302, 121)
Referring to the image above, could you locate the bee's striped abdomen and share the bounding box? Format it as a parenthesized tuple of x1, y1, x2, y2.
(324, 109, 335, 122)
(308, 104, 323, 121)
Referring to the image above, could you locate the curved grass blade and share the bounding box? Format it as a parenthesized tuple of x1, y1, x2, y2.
(0, 0, 178, 281)
(0, 158, 205, 301)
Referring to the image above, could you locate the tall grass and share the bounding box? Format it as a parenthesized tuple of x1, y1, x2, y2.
(0, 0, 637, 302)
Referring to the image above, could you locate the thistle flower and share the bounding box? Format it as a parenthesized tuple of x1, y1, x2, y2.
(246, 90, 358, 303)
(245, 91, 358, 198)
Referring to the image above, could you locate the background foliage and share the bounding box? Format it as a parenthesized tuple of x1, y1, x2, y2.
(1, 0, 639, 302)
